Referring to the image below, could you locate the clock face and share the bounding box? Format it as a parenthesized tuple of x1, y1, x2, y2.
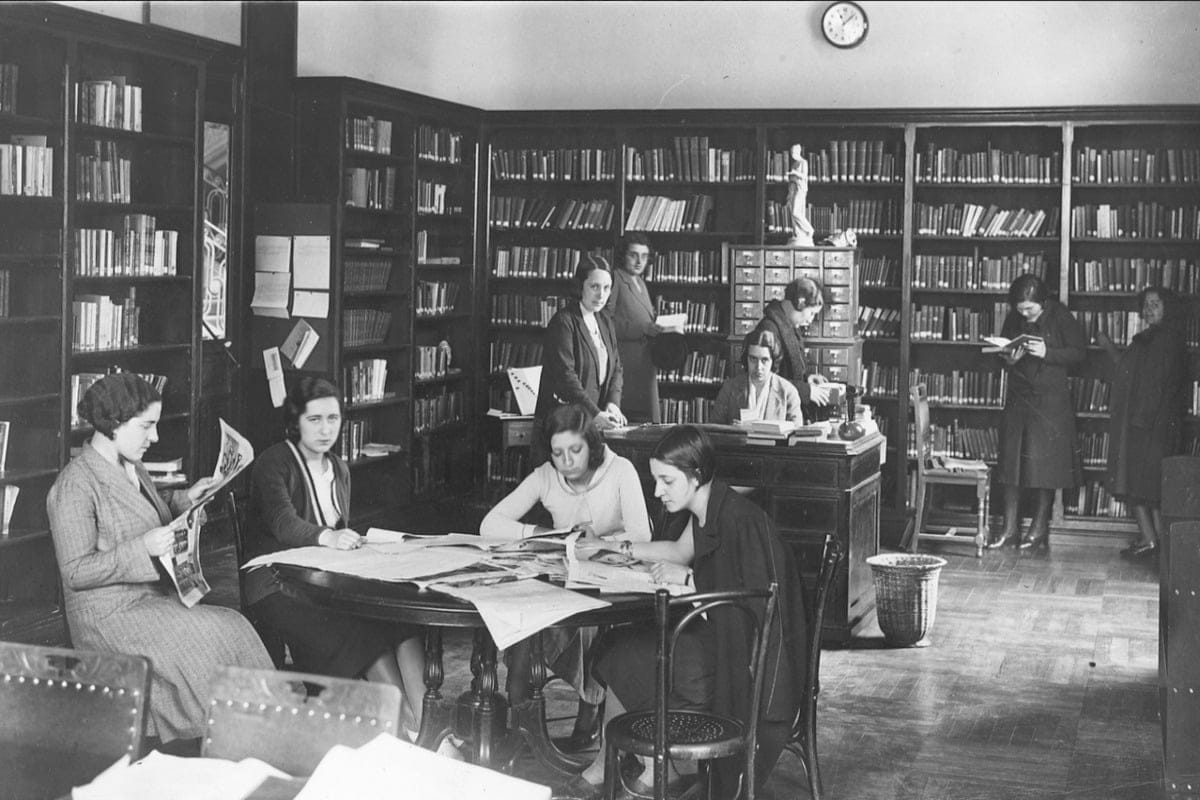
(822, 1, 869, 49)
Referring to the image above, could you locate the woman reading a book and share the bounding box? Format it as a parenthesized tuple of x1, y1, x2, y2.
(988, 273, 1087, 551)
(713, 328, 804, 425)
(481, 402, 651, 752)
(47, 373, 274, 749)
(534, 253, 625, 465)
(1097, 286, 1189, 558)
(243, 377, 426, 736)
(752, 276, 834, 418)
(557, 424, 807, 799)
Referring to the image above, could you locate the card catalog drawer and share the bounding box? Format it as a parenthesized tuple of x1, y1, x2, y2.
(822, 303, 851, 322)
(819, 347, 849, 366)
(793, 250, 822, 268)
(732, 250, 762, 267)
(822, 320, 851, 338)
(828, 285, 852, 305)
(734, 284, 763, 302)
(734, 267, 761, 284)
(824, 268, 852, 286)
(764, 284, 788, 302)
(794, 267, 821, 283)
(823, 365, 849, 383)
(735, 302, 761, 319)
(765, 267, 791, 284)
(824, 250, 853, 268)
(764, 250, 791, 267)
(733, 318, 758, 336)
(503, 419, 534, 448)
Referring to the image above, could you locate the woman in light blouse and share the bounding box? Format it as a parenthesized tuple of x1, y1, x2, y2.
(713, 328, 804, 425)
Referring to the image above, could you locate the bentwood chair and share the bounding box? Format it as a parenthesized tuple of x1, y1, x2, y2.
(0, 641, 150, 800)
(225, 492, 288, 667)
(202, 665, 403, 777)
(780, 534, 845, 800)
(602, 584, 778, 800)
(909, 384, 991, 558)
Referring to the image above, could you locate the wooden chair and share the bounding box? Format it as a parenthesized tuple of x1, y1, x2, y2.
(202, 664, 403, 777)
(909, 384, 990, 558)
(225, 492, 288, 668)
(0, 641, 150, 800)
(602, 584, 778, 800)
(781, 534, 845, 800)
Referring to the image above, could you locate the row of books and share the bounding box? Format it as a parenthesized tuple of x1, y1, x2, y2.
(74, 78, 142, 132)
(765, 141, 903, 184)
(659, 397, 717, 425)
(415, 230, 463, 265)
(491, 148, 616, 182)
(345, 115, 393, 154)
(415, 280, 460, 316)
(70, 371, 166, 428)
(646, 249, 725, 285)
(417, 179, 464, 215)
(0, 63, 16, 114)
(415, 345, 453, 380)
(1, 138, 53, 197)
(491, 245, 605, 280)
(490, 195, 615, 231)
(1069, 377, 1111, 413)
(909, 421, 1000, 460)
(1068, 257, 1198, 294)
(1078, 430, 1111, 467)
(625, 194, 713, 233)
(344, 166, 395, 211)
(909, 302, 1005, 342)
(485, 448, 531, 492)
(0, 270, 8, 317)
(489, 294, 568, 327)
(654, 297, 723, 334)
(414, 388, 465, 435)
(488, 339, 542, 373)
(417, 125, 466, 165)
(856, 306, 901, 339)
(337, 418, 371, 462)
(911, 253, 1047, 292)
(75, 138, 129, 203)
(765, 199, 902, 236)
(1192, 381, 1200, 416)
(413, 436, 454, 496)
(862, 363, 1007, 407)
(915, 203, 1059, 238)
(915, 146, 1061, 184)
(656, 351, 729, 385)
(1072, 147, 1200, 185)
(71, 290, 139, 352)
(625, 144, 755, 184)
(342, 309, 391, 347)
(1070, 202, 1200, 240)
(344, 257, 392, 293)
(1063, 481, 1127, 518)
(344, 358, 390, 404)
(1076, 310, 1141, 346)
(859, 256, 901, 288)
(75, 215, 178, 276)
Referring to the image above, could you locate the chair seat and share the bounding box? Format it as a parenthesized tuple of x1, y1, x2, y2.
(606, 709, 747, 761)
(925, 467, 989, 482)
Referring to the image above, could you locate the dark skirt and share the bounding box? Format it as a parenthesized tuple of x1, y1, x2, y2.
(592, 621, 715, 713)
(998, 390, 1081, 489)
(248, 592, 418, 679)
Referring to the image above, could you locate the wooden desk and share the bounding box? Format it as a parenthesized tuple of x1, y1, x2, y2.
(603, 426, 882, 644)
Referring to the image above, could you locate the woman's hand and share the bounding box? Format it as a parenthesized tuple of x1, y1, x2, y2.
(142, 525, 179, 558)
(807, 375, 832, 406)
(185, 476, 219, 505)
(319, 528, 364, 550)
(650, 561, 691, 585)
(571, 521, 598, 540)
(1023, 338, 1047, 359)
(596, 404, 626, 428)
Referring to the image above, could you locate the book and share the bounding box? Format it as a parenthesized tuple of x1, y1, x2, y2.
(982, 334, 1043, 355)
(0, 420, 7, 472)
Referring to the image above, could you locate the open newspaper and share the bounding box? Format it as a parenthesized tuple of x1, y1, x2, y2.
(158, 419, 255, 608)
(565, 532, 693, 596)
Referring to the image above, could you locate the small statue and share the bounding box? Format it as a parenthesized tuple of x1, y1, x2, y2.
(786, 144, 815, 247)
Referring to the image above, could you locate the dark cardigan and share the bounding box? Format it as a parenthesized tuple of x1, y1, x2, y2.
(535, 300, 624, 418)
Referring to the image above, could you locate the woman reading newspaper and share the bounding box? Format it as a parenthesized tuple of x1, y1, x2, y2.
(481, 402, 652, 752)
(47, 373, 273, 751)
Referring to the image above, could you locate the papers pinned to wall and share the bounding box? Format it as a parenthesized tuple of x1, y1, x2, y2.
(280, 319, 319, 369)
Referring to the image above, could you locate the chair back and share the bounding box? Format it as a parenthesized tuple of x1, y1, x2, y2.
(0, 641, 149, 800)
(910, 383, 932, 471)
(786, 534, 846, 799)
(224, 493, 286, 667)
(653, 584, 778, 797)
(202, 665, 402, 777)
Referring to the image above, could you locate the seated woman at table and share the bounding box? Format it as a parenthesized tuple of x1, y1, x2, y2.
(481, 402, 652, 752)
(47, 373, 275, 749)
(243, 376, 426, 735)
(712, 328, 804, 425)
(560, 424, 808, 799)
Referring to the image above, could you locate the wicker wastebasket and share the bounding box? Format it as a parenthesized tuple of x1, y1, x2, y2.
(866, 553, 947, 647)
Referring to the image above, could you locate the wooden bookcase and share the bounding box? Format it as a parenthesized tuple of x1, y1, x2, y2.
(0, 5, 216, 643)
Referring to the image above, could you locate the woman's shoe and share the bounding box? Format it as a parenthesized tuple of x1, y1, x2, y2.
(1127, 542, 1158, 559)
(985, 530, 1018, 550)
(1018, 530, 1050, 551)
(552, 773, 603, 800)
(551, 700, 602, 753)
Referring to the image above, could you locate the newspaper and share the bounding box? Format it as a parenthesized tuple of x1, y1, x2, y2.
(158, 419, 255, 608)
(564, 532, 693, 596)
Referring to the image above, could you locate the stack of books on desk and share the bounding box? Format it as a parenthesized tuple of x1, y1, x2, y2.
(743, 420, 828, 445)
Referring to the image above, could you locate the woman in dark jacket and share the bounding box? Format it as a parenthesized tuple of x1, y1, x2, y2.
(987, 274, 1087, 551)
(752, 276, 834, 419)
(1098, 286, 1189, 557)
(559, 425, 807, 799)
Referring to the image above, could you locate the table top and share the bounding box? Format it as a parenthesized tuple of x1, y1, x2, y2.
(603, 423, 885, 455)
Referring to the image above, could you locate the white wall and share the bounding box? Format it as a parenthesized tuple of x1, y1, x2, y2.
(296, 1, 1200, 110)
(53, 1, 241, 46)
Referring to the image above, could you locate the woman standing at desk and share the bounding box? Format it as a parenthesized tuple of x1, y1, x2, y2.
(712, 328, 803, 425)
(47, 373, 274, 747)
(244, 377, 426, 734)
(752, 276, 833, 417)
(987, 273, 1086, 551)
(561, 425, 807, 798)
(534, 253, 625, 464)
(481, 403, 651, 751)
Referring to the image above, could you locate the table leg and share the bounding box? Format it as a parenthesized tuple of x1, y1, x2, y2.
(416, 628, 454, 751)
(509, 630, 588, 776)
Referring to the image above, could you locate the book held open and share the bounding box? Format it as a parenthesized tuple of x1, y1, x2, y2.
(982, 334, 1043, 355)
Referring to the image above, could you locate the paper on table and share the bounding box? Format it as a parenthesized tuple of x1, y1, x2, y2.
(506, 366, 541, 415)
(263, 346, 286, 408)
(242, 541, 484, 583)
(292, 290, 330, 319)
(255, 235, 291, 273)
(292, 235, 331, 290)
(72, 751, 290, 800)
(432, 578, 610, 650)
(251, 270, 290, 318)
(295, 733, 550, 800)
(566, 532, 694, 596)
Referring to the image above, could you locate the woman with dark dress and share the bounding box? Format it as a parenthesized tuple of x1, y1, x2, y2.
(242, 377, 426, 734)
(752, 276, 834, 419)
(1097, 286, 1189, 557)
(986, 273, 1087, 551)
(558, 425, 807, 799)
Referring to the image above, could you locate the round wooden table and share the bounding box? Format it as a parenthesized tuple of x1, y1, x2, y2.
(272, 564, 653, 776)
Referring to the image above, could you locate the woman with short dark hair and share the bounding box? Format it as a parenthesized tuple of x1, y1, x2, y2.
(713, 328, 803, 424)
(752, 276, 834, 416)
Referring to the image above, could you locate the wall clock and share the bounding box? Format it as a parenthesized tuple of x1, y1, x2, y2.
(822, 1, 869, 49)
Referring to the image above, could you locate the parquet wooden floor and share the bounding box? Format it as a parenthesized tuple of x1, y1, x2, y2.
(202, 535, 1163, 800)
